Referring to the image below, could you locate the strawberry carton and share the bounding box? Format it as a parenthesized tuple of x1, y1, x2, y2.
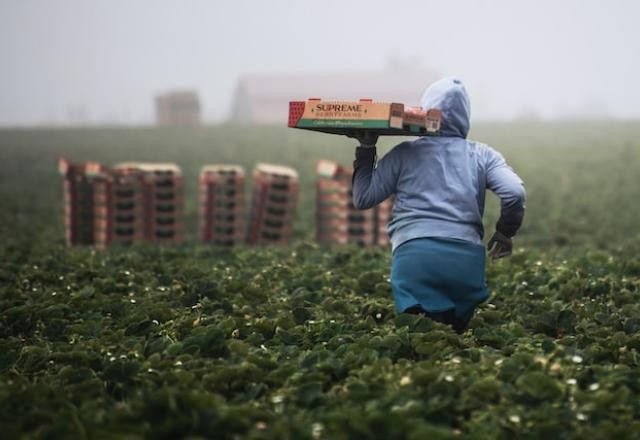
(288, 98, 441, 136)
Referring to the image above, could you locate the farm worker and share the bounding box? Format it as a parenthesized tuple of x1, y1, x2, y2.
(350, 77, 525, 333)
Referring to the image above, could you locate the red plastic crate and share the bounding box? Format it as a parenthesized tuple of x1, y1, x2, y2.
(315, 159, 393, 246)
(60, 159, 186, 248)
(198, 165, 246, 245)
(247, 163, 299, 245)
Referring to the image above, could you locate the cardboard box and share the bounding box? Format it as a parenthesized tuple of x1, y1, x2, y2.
(289, 98, 441, 136)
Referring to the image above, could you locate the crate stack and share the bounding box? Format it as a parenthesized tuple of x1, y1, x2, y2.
(315, 159, 393, 246)
(376, 197, 394, 246)
(198, 165, 245, 246)
(99, 165, 147, 247)
(59, 159, 184, 247)
(316, 160, 352, 244)
(59, 158, 106, 247)
(345, 204, 378, 245)
(128, 163, 185, 245)
(247, 163, 299, 245)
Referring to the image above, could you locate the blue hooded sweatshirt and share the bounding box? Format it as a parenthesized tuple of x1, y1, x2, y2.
(352, 77, 526, 251)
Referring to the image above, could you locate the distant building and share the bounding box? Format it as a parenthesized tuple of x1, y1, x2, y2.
(229, 69, 438, 124)
(155, 91, 201, 126)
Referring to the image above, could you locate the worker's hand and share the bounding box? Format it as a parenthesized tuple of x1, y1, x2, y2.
(346, 130, 378, 148)
(487, 231, 512, 260)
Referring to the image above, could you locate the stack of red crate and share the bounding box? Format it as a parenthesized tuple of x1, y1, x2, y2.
(198, 165, 245, 246)
(121, 163, 185, 245)
(247, 163, 299, 245)
(97, 164, 146, 247)
(376, 197, 394, 246)
(316, 160, 351, 244)
(60, 159, 184, 247)
(315, 159, 393, 246)
(345, 204, 378, 245)
(59, 158, 107, 246)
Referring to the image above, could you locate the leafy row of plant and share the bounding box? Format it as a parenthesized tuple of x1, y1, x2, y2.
(1, 240, 640, 438)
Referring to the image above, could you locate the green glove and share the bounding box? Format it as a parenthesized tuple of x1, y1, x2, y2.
(346, 130, 378, 148)
(487, 231, 512, 260)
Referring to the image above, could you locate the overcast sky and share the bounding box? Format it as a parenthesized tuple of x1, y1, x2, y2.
(1, 0, 639, 126)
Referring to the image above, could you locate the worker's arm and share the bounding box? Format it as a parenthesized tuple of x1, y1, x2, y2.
(350, 132, 400, 209)
(486, 148, 526, 259)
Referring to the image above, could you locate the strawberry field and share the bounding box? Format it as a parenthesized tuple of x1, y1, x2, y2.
(1, 122, 640, 439)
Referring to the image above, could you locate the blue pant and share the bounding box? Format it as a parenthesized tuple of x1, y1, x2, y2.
(391, 237, 489, 324)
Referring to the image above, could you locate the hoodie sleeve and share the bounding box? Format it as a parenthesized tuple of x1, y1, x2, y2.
(352, 145, 401, 210)
(485, 148, 526, 237)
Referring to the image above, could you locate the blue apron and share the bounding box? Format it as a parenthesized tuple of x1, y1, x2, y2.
(391, 237, 489, 322)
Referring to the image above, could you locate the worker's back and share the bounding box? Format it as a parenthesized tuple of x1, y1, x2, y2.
(386, 136, 497, 248)
(353, 77, 525, 251)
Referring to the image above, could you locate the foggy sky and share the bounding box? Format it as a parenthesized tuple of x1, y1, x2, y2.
(1, 0, 639, 126)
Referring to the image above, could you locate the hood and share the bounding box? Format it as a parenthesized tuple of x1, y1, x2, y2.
(419, 77, 470, 138)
